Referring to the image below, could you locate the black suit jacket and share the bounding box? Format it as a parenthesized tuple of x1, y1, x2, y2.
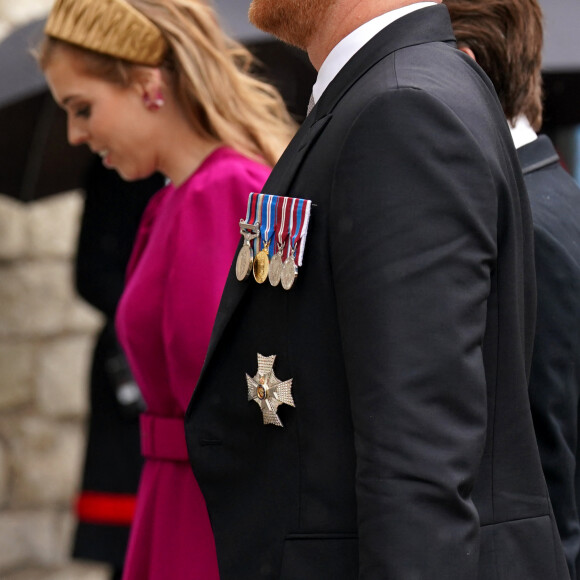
(522, 135, 580, 580)
(185, 6, 569, 579)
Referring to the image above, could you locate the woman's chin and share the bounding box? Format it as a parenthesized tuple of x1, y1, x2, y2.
(116, 166, 155, 182)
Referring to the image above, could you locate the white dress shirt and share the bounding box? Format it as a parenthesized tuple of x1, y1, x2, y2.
(509, 114, 538, 150)
(311, 2, 437, 104)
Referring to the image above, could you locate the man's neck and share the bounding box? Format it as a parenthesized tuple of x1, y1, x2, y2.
(307, 0, 440, 70)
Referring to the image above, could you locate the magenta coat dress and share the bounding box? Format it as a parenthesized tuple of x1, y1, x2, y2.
(116, 147, 270, 579)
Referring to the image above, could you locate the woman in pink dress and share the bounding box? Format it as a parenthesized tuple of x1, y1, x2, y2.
(39, 0, 297, 578)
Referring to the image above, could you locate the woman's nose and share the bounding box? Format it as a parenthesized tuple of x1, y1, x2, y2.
(67, 118, 89, 146)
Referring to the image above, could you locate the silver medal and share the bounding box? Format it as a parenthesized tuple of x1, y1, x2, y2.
(268, 245, 284, 286)
(281, 250, 298, 291)
(236, 244, 253, 281)
(235, 221, 259, 282)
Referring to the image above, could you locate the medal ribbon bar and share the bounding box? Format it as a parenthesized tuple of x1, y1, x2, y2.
(285, 198, 311, 266)
(245, 192, 259, 226)
(237, 192, 313, 288)
(253, 193, 265, 256)
(262, 195, 277, 256)
(275, 196, 289, 255)
(294, 199, 311, 267)
(285, 198, 297, 260)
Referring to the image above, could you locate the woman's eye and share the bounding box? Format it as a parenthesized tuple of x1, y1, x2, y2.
(75, 106, 91, 119)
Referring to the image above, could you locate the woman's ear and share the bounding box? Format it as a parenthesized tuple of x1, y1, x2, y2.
(459, 45, 477, 62)
(135, 67, 166, 111)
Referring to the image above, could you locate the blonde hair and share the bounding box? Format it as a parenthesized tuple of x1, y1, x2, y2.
(40, 0, 297, 166)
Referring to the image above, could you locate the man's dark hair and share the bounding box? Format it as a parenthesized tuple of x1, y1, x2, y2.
(444, 0, 544, 130)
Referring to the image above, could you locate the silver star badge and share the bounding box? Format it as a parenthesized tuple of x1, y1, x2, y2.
(246, 353, 295, 427)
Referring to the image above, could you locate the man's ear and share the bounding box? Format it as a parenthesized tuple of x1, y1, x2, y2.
(459, 45, 477, 62)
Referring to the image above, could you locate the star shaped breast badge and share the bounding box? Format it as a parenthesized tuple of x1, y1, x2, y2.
(247, 353, 294, 427)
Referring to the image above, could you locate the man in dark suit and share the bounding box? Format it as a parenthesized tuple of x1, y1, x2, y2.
(446, 0, 580, 577)
(185, 1, 569, 577)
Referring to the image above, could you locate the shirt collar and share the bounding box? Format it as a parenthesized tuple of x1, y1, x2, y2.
(509, 115, 538, 150)
(312, 2, 437, 103)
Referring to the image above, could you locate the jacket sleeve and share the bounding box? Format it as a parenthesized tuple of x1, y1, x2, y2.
(329, 88, 498, 578)
(75, 185, 128, 318)
(75, 163, 163, 317)
(529, 222, 580, 578)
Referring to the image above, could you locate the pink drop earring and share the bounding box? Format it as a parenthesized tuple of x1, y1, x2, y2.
(144, 90, 165, 111)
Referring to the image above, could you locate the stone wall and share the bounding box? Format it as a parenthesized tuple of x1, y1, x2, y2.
(0, 2, 112, 578)
(0, 194, 110, 579)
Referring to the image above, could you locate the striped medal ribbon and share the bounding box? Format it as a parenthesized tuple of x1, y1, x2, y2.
(253, 194, 277, 284)
(281, 197, 312, 290)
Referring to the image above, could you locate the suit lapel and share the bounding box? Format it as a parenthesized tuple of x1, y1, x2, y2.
(194, 3, 456, 393)
(262, 114, 334, 193)
(195, 113, 332, 390)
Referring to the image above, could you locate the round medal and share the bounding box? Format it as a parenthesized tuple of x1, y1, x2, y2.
(253, 249, 270, 284)
(269, 252, 283, 286)
(236, 244, 253, 281)
(281, 256, 298, 290)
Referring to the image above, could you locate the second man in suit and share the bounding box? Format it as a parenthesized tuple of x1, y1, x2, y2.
(446, 0, 580, 576)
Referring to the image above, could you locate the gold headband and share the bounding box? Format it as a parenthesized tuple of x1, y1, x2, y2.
(45, 0, 168, 66)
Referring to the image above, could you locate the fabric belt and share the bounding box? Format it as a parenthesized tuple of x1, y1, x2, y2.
(140, 414, 189, 462)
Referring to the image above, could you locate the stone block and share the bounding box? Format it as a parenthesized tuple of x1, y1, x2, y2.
(0, 439, 7, 506)
(36, 335, 93, 417)
(63, 301, 103, 335)
(53, 510, 76, 566)
(0, 261, 75, 338)
(0, 20, 10, 41)
(2, 563, 111, 580)
(10, 417, 84, 507)
(28, 193, 83, 260)
(0, 341, 35, 410)
(0, 510, 68, 570)
(0, 196, 27, 259)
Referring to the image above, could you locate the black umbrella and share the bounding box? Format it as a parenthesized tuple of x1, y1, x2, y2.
(0, 18, 95, 202)
(0, 6, 314, 203)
